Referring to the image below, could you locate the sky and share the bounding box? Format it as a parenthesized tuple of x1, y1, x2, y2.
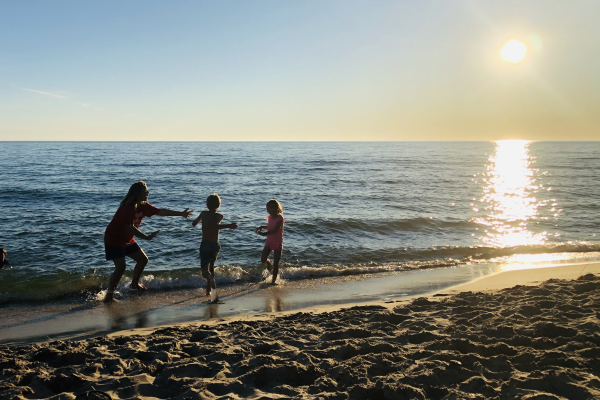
(1, 0, 599, 141)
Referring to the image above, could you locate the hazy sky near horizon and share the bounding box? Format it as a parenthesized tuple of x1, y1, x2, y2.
(1, 0, 599, 141)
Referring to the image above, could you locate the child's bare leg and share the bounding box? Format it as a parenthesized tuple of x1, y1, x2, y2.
(202, 265, 212, 296)
(261, 246, 273, 273)
(209, 261, 216, 288)
(202, 258, 217, 296)
(272, 249, 282, 284)
(105, 257, 126, 302)
(129, 249, 149, 289)
(208, 275, 216, 295)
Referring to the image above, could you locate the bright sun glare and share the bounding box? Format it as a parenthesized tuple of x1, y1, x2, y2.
(475, 140, 547, 248)
(501, 40, 527, 63)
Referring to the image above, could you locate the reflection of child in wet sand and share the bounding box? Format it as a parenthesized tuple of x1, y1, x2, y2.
(255, 199, 284, 284)
(192, 194, 237, 301)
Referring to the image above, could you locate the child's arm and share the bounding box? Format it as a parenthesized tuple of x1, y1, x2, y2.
(191, 211, 204, 227)
(158, 207, 193, 218)
(217, 214, 237, 230)
(255, 225, 268, 234)
(220, 223, 238, 230)
(259, 220, 283, 236)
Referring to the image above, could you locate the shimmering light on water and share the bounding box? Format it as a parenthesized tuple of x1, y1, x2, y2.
(499, 252, 578, 270)
(507, 253, 567, 264)
(499, 251, 600, 269)
(501, 260, 594, 272)
(475, 140, 547, 247)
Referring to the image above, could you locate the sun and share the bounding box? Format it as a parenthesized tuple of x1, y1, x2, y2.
(501, 40, 527, 63)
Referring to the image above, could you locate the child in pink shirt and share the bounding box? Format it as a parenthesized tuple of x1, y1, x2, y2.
(255, 199, 284, 284)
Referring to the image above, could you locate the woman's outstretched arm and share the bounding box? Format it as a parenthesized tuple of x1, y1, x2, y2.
(157, 208, 193, 218)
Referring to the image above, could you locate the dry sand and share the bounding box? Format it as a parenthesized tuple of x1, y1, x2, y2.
(1, 264, 599, 399)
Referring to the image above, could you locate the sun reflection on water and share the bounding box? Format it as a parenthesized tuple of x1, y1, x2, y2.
(474, 140, 548, 248)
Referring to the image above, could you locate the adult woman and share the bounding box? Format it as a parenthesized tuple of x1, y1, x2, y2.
(104, 181, 192, 302)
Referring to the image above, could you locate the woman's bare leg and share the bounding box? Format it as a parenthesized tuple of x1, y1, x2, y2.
(128, 249, 149, 289)
(104, 257, 126, 302)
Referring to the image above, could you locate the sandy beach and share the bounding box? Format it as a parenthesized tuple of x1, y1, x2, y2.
(1, 263, 599, 399)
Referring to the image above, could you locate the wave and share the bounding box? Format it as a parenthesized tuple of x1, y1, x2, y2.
(1, 242, 599, 306)
(295, 217, 475, 234)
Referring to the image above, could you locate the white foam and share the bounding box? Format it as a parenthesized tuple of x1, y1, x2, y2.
(214, 265, 251, 284)
(133, 274, 206, 290)
(93, 289, 123, 302)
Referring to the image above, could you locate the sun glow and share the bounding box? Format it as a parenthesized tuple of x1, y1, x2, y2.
(475, 140, 547, 248)
(501, 40, 527, 63)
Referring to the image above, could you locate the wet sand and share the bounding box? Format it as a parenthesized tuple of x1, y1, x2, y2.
(0, 262, 506, 346)
(1, 262, 599, 399)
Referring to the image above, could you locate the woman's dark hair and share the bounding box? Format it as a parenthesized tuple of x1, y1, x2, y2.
(121, 181, 148, 206)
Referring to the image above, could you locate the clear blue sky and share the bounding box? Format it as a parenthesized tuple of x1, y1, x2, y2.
(1, 0, 599, 140)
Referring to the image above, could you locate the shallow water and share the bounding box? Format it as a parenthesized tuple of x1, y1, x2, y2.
(0, 262, 515, 345)
(2, 257, 598, 346)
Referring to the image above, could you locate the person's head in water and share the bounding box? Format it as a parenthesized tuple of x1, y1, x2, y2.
(121, 181, 149, 206)
(206, 194, 221, 211)
(1, 248, 7, 266)
(266, 199, 283, 216)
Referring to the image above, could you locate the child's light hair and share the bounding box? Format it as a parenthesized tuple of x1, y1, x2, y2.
(266, 199, 283, 215)
(207, 193, 221, 210)
(121, 181, 147, 206)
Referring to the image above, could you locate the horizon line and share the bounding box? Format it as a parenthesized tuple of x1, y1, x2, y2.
(1, 139, 599, 143)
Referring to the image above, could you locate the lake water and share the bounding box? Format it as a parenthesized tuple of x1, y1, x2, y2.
(1, 141, 599, 305)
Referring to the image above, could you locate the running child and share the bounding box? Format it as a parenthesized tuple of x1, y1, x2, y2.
(255, 199, 284, 284)
(192, 193, 237, 301)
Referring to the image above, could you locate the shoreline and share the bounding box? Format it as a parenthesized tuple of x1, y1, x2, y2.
(1, 260, 599, 346)
(1, 263, 599, 399)
(107, 261, 600, 339)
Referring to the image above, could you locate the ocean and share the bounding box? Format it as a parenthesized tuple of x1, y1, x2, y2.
(1, 141, 599, 306)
